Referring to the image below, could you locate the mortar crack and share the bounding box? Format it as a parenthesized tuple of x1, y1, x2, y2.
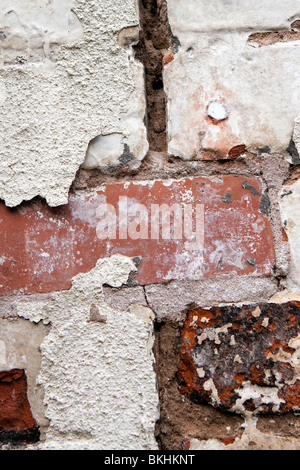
(134, 0, 179, 159)
(143, 285, 151, 310)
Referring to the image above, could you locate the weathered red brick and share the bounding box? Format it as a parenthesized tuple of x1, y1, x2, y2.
(178, 302, 300, 415)
(0, 175, 274, 294)
(0, 369, 39, 443)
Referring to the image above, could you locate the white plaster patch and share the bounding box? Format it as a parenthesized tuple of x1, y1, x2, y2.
(17, 254, 159, 450)
(0, 0, 83, 65)
(189, 438, 227, 450)
(0, 78, 6, 105)
(197, 367, 206, 378)
(252, 306, 261, 317)
(167, 0, 300, 34)
(165, 0, 300, 159)
(264, 333, 300, 387)
(83, 133, 124, 168)
(0, 0, 148, 207)
(279, 179, 300, 289)
(234, 354, 242, 363)
(203, 378, 221, 406)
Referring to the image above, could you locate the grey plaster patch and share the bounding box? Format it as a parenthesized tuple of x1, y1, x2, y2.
(145, 277, 277, 322)
(221, 193, 232, 204)
(103, 285, 148, 312)
(287, 139, 300, 165)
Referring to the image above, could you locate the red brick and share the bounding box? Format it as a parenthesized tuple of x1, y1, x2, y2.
(0, 176, 274, 294)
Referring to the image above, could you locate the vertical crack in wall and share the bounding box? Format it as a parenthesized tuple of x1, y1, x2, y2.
(134, 0, 179, 156)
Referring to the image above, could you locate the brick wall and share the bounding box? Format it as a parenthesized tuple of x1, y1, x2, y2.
(1, 0, 300, 450)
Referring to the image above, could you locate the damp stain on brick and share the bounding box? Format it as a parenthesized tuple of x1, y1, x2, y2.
(178, 302, 300, 416)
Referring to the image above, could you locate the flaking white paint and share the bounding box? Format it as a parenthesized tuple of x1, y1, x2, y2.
(0, 318, 49, 438)
(189, 415, 300, 450)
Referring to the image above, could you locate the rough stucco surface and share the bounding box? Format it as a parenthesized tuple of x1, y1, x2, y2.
(16, 255, 159, 450)
(164, 0, 300, 159)
(0, 0, 148, 207)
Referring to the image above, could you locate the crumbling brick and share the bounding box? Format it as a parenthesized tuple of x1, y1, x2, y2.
(0, 369, 39, 444)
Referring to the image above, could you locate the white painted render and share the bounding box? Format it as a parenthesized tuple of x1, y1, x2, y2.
(0, 0, 148, 207)
(16, 255, 159, 450)
(164, 0, 300, 159)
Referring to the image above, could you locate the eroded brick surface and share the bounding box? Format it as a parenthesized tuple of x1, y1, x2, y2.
(178, 302, 300, 415)
(0, 369, 39, 444)
(154, 319, 244, 450)
(0, 175, 274, 294)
